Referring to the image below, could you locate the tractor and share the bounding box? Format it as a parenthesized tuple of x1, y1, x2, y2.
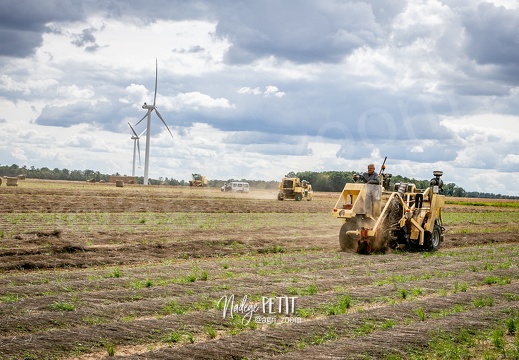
(189, 173, 208, 187)
(332, 162, 445, 254)
(277, 177, 313, 201)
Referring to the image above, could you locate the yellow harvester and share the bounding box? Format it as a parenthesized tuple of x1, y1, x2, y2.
(277, 177, 313, 201)
(332, 163, 445, 254)
(189, 173, 208, 187)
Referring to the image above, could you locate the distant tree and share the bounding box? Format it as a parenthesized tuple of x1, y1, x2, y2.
(453, 186, 466, 197)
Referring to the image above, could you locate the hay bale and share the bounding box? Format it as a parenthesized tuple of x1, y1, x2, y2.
(17, 174, 26, 180)
(0, 177, 2, 186)
(115, 180, 124, 188)
(6, 177, 18, 186)
(109, 175, 137, 184)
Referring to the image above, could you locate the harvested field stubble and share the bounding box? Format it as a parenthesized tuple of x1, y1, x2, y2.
(0, 179, 518, 359)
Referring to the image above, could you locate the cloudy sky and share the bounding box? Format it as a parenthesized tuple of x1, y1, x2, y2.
(1, 0, 518, 195)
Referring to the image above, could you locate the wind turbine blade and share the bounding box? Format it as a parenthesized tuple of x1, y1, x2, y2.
(153, 58, 158, 106)
(135, 111, 148, 127)
(138, 128, 147, 137)
(155, 109, 174, 138)
(127, 121, 139, 137)
(137, 139, 142, 166)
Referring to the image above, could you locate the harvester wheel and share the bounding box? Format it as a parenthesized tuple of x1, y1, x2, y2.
(277, 193, 284, 200)
(339, 219, 359, 252)
(295, 193, 302, 201)
(424, 224, 442, 251)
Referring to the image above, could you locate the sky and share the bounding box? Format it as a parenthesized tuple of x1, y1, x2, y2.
(0, 0, 518, 195)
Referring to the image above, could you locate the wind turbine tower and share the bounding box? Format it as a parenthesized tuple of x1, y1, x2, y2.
(128, 122, 145, 177)
(133, 59, 174, 185)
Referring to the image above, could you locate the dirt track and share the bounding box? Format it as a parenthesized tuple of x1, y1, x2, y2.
(0, 179, 517, 359)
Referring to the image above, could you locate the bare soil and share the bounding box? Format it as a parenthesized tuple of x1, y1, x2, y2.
(0, 179, 517, 359)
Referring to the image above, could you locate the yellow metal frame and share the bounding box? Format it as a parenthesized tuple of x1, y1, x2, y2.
(332, 182, 444, 246)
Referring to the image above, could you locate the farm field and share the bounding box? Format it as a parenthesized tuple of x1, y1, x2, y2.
(0, 179, 518, 359)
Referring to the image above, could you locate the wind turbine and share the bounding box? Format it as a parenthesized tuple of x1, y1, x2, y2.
(134, 59, 174, 185)
(127, 122, 146, 177)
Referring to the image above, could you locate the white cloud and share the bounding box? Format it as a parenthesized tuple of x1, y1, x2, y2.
(503, 154, 519, 165)
(10, 148, 27, 162)
(264, 85, 285, 98)
(238, 87, 262, 95)
(169, 92, 235, 111)
(441, 114, 519, 142)
(237, 85, 285, 97)
(492, 0, 519, 9)
(120, 84, 152, 106)
(56, 85, 95, 99)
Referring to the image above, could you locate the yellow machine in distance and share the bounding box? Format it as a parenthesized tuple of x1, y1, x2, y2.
(189, 173, 208, 187)
(332, 164, 445, 254)
(277, 177, 313, 201)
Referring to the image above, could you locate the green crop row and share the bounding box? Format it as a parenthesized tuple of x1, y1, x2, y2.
(0, 212, 333, 231)
(445, 200, 519, 208)
(442, 212, 518, 224)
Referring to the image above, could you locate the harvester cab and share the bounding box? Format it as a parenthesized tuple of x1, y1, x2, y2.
(277, 177, 313, 201)
(332, 161, 445, 254)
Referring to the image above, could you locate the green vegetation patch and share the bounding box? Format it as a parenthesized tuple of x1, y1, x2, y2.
(443, 212, 519, 224)
(0, 212, 335, 239)
(49, 301, 76, 311)
(392, 314, 519, 360)
(446, 200, 519, 208)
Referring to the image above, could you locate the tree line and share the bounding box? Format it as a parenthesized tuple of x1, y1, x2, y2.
(1, 164, 517, 199)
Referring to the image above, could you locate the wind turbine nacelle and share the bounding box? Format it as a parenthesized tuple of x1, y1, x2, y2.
(142, 102, 155, 110)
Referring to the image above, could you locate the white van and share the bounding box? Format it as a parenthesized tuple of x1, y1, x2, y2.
(221, 181, 250, 193)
